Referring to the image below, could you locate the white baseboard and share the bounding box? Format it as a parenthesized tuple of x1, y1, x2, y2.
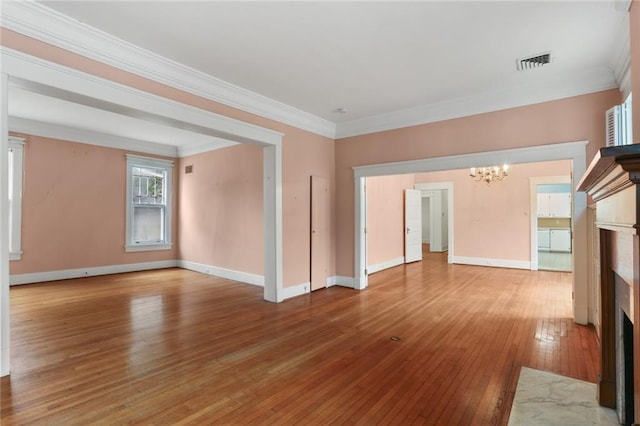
(367, 256, 405, 274)
(9, 260, 179, 286)
(452, 256, 531, 270)
(282, 282, 310, 300)
(328, 275, 355, 288)
(178, 260, 264, 287)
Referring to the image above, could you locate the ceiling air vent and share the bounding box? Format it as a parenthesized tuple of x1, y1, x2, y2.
(516, 52, 551, 71)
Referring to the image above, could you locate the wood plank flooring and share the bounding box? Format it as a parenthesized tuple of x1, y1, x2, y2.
(1, 249, 599, 425)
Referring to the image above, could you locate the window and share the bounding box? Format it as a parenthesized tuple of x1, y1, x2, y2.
(8, 136, 25, 261)
(126, 154, 173, 252)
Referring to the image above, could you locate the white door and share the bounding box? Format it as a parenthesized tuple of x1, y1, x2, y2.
(404, 189, 423, 263)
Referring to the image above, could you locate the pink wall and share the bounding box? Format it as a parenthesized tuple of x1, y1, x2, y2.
(0, 26, 626, 282)
(281, 127, 336, 287)
(366, 174, 415, 267)
(9, 135, 178, 275)
(178, 144, 263, 275)
(415, 160, 571, 262)
(631, 0, 640, 142)
(335, 90, 620, 276)
(2, 29, 336, 287)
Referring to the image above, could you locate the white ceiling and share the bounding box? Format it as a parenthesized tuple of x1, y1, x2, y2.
(5, 1, 631, 150)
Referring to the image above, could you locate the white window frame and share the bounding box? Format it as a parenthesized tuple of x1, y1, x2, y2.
(125, 154, 173, 252)
(8, 136, 25, 261)
(624, 92, 633, 146)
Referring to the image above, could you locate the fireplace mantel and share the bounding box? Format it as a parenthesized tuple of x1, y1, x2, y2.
(578, 144, 640, 423)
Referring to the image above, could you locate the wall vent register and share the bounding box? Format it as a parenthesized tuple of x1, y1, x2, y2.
(516, 52, 551, 71)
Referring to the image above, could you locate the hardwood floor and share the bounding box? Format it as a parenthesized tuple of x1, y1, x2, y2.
(1, 250, 599, 425)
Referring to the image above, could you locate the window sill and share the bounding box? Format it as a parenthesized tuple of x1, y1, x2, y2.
(9, 251, 22, 261)
(125, 244, 172, 253)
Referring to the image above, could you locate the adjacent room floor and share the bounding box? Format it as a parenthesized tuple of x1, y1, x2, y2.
(538, 251, 572, 272)
(1, 251, 598, 424)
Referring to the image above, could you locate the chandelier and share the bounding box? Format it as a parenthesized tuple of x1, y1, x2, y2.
(469, 165, 509, 184)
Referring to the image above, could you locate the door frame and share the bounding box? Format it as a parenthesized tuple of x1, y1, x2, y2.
(414, 182, 453, 257)
(529, 175, 572, 271)
(353, 141, 589, 325)
(420, 191, 438, 249)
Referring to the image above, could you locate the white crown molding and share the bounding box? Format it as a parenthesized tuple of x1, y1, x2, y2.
(336, 66, 619, 139)
(9, 116, 179, 157)
(2, 47, 284, 147)
(610, 14, 631, 98)
(614, 0, 633, 11)
(0, 1, 627, 142)
(0, 1, 336, 139)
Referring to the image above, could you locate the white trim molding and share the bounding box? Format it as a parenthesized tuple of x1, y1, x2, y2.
(367, 257, 405, 274)
(9, 260, 178, 286)
(0, 1, 336, 139)
(452, 256, 531, 270)
(336, 66, 618, 139)
(9, 116, 179, 158)
(282, 282, 310, 300)
(610, 13, 631, 99)
(1, 48, 284, 148)
(8, 136, 25, 261)
(1, 72, 11, 377)
(178, 260, 265, 287)
(1, 2, 626, 142)
(327, 276, 355, 288)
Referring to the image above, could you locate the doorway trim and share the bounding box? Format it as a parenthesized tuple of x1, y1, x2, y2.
(529, 175, 572, 271)
(353, 140, 589, 325)
(1, 48, 284, 376)
(414, 182, 454, 261)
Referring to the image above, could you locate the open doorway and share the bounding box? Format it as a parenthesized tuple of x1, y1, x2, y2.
(529, 175, 573, 272)
(415, 183, 451, 255)
(353, 144, 589, 326)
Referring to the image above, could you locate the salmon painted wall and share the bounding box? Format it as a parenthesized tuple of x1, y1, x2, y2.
(9, 134, 178, 275)
(335, 90, 619, 277)
(366, 174, 415, 267)
(1, 29, 336, 287)
(178, 144, 263, 275)
(631, 0, 640, 141)
(415, 160, 571, 263)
